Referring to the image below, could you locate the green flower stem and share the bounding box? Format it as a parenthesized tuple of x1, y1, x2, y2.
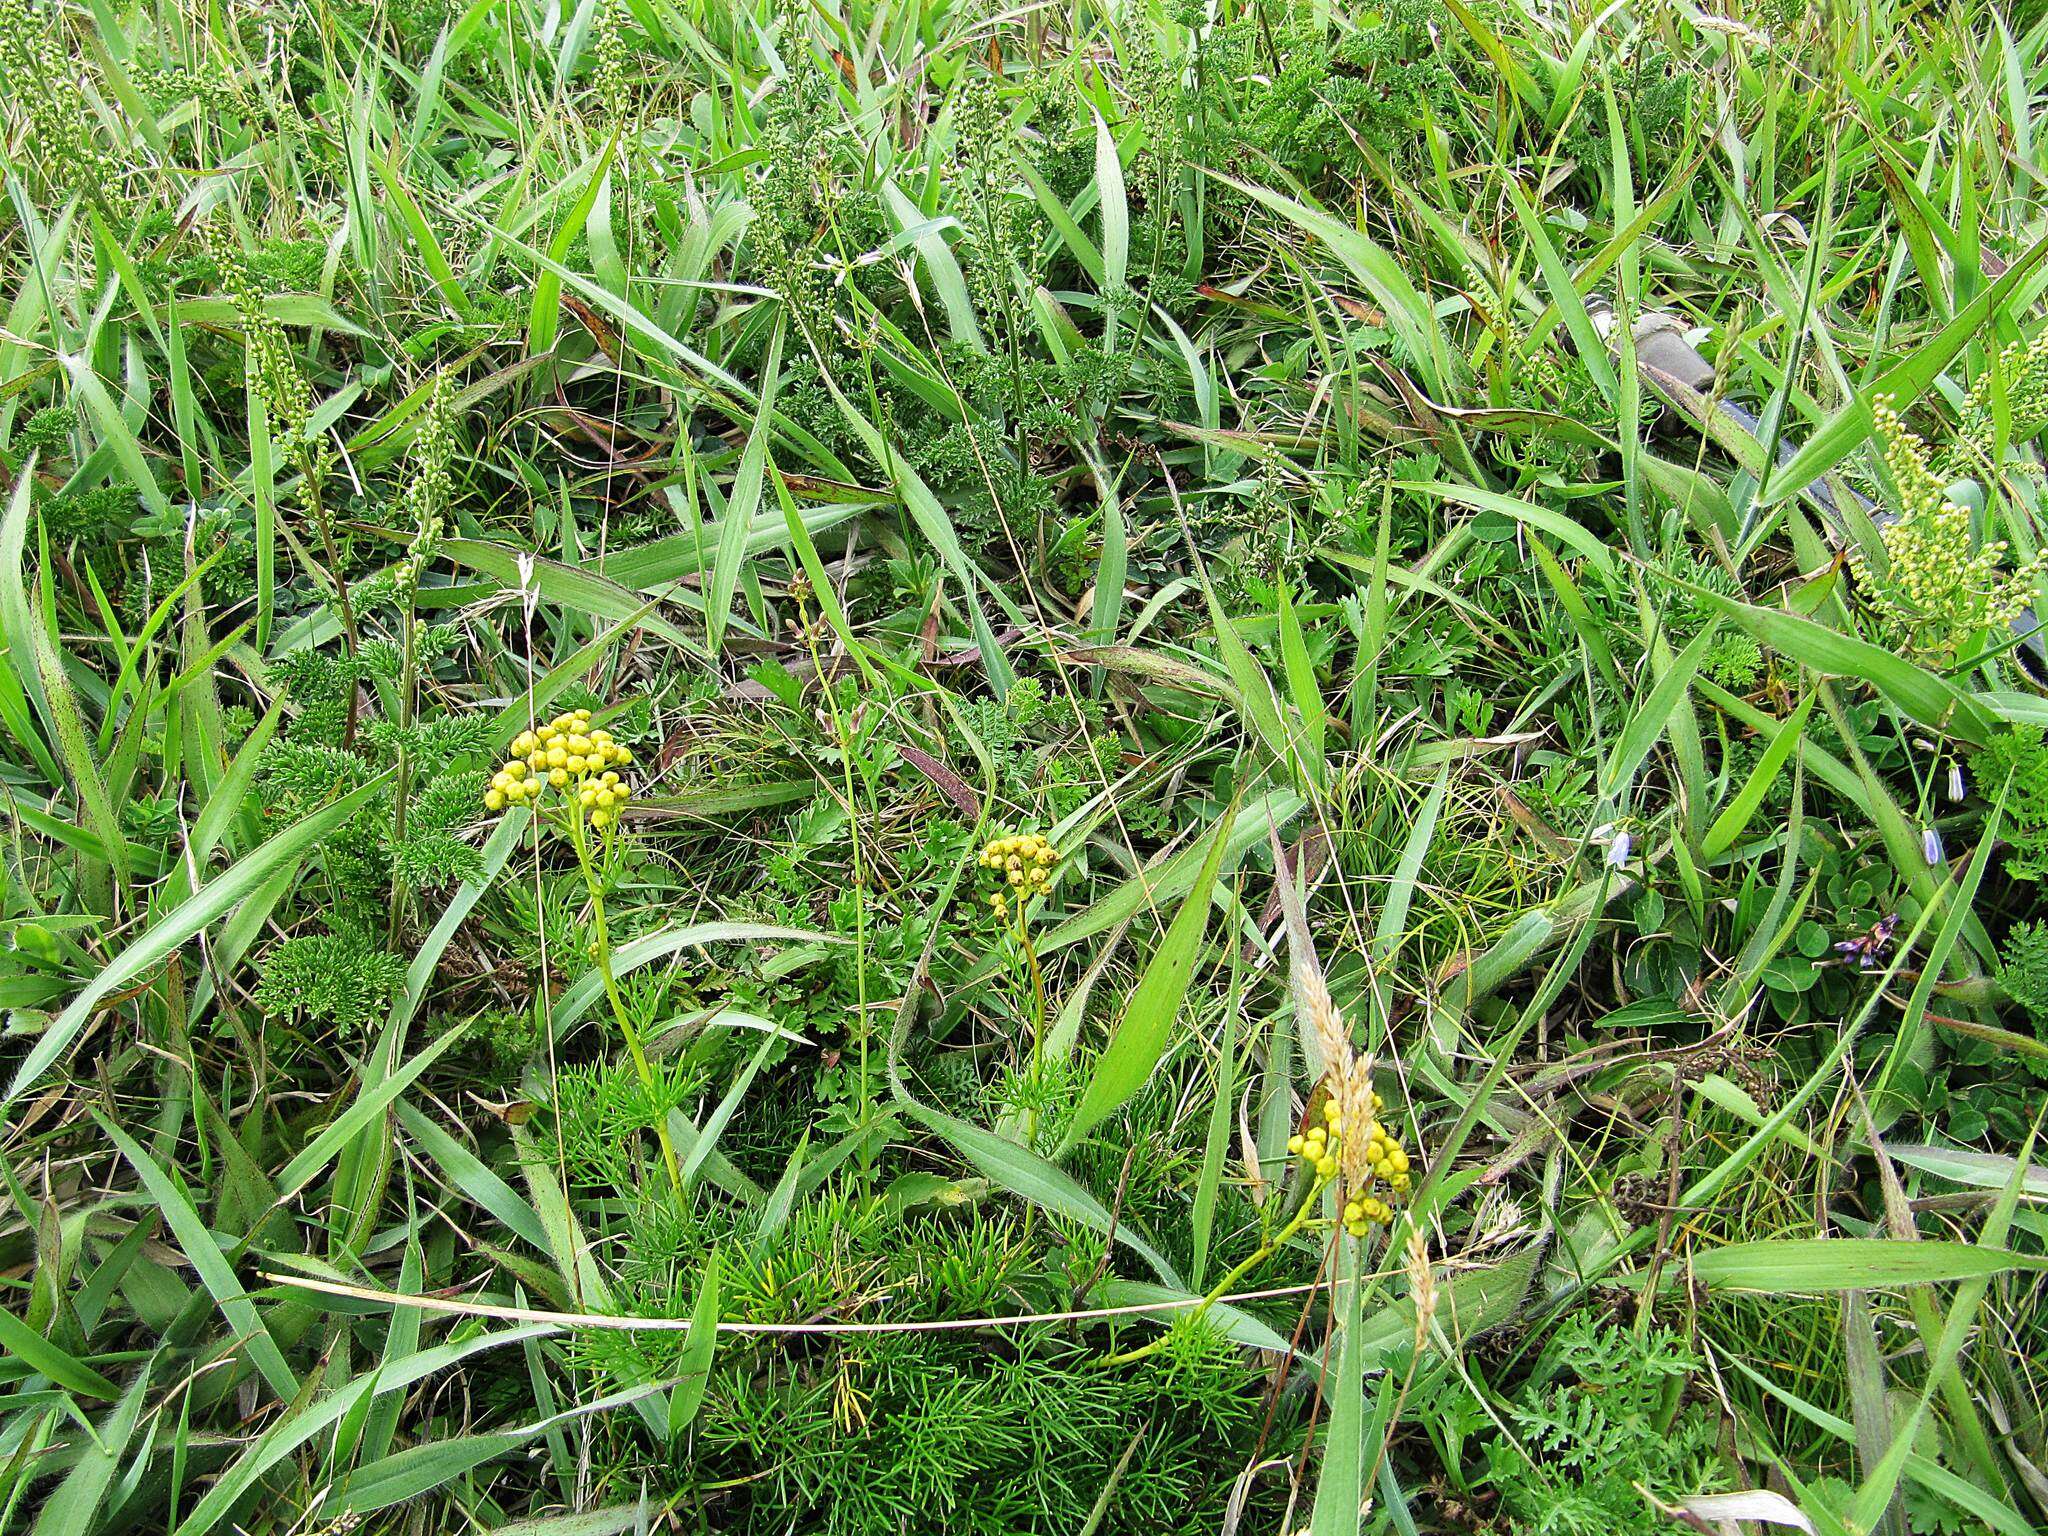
(1018, 912, 1047, 1080)
(567, 805, 683, 1193)
(1102, 1171, 1337, 1368)
(386, 561, 423, 945)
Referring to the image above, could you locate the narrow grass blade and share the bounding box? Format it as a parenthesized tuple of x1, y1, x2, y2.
(1060, 803, 1236, 1154)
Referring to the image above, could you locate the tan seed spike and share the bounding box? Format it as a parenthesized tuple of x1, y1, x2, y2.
(1335, 1055, 1379, 1192)
(1268, 825, 1352, 1079)
(1404, 1226, 1436, 1357)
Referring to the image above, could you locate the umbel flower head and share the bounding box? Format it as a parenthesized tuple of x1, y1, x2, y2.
(1270, 827, 1415, 1240)
(979, 831, 1059, 919)
(485, 708, 636, 829)
(1286, 1087, 1412, 1235)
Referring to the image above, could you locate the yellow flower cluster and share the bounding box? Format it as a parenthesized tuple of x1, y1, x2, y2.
(979, 832, 1058, 919)
(484, 708, 637, 829)
(1286, 1093, 1412, 1238)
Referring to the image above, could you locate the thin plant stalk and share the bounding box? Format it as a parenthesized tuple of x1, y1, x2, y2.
(566, 803, 683, 1193)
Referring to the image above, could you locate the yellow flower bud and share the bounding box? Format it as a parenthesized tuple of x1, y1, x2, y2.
(485, 788, 506, 811)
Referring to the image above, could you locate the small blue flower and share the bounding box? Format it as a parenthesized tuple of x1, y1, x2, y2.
(1605, 831, 1632, 868)
(1922, 826, 1945, 865)
(1949, 765, 1966, 802)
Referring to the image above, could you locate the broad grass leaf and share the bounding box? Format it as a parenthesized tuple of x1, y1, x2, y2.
(1601, 620, 1718, 801)
(1217, 176, 1449, 396)
(62, 355, 170, 518)
(1758, 228, 2048, 506)
(273, 1027, 470, 1204)
(1720, 1351, 2038, 1536)
(1350, 1242, 1542, 1370)
(1377, 771, 1447, 963)
(1503, 179, 1616, 401)
(1308, 1244, 1370, 1536)
(392, 1100, 553, 1253)
(881, 180, 983, 350)
(1703, 690, 1818, 859)
(171, 1325, 553, 1533)
(336, 1433, 525, 1512)
(93, 1113, 300, 1402)
(1879, 1143, 2048, 1198)
(1094, 109, 1128, 302)
(1027, 789, 1306, 968)
(1094, 1281, 1297, 1355)
(1401, 481, 1618, 581)
(674, 1037, 775, 1194)
(1190, 1001, 1240, 1291)
(440, 537, 703, 653)
(1060, 804, 1236, 1154)
(372, 150, 471, 318)
(667, 1248, 721, 1440)
(1685, 1238, 2048, 1292)
(335, 1380, 664, 1513)
(0, 1304, 119, 1401)
(528, 131, 620, 358)
(0, 465, 64, 784)
(490, 1507, 650, 1536)
(899, 1102, 1180, 1285)
(1690, 588, 1994, 745)
(552, 922, 835, 1030)
(28, 573, 130, 904)
(29, 1365, 150, 1536)
(3, 774, 390, 1114)
(705, 322, 781, 657)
